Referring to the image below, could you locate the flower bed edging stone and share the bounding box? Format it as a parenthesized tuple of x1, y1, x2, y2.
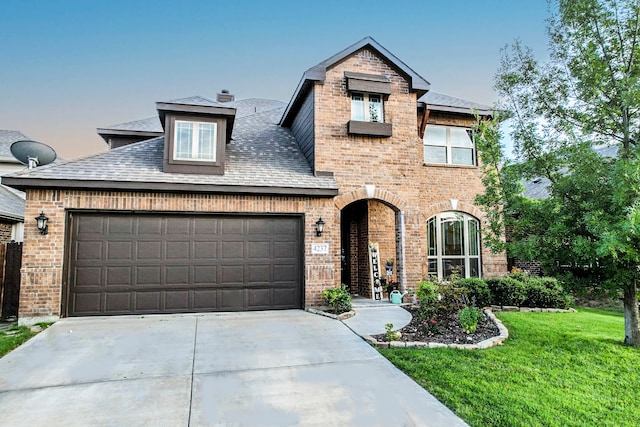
(362, 309, 509, 350)
(305, 307, 356, 321)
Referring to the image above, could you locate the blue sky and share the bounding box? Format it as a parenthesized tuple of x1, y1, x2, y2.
(0, 0, 550, 159)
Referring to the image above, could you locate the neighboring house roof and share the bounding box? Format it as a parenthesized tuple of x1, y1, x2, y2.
(3, 107, 338, 197)
(419, 92, 493, 116)
(0, 130, 30, 162)
(281, 36, 431, 126)
(522, 145, 618, 199)
(0, 183, 25, 222)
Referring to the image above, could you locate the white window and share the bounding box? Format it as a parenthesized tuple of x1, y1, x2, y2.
(424, 125, 475, 165)
(174, 121, 217, 161)
(427, 212, 481, 280)
(351, 93, 383, 123)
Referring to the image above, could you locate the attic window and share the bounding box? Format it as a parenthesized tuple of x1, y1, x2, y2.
(351, 93, 383, 123)
(345, 72, 392, 137)
(174, 121, 217, 162)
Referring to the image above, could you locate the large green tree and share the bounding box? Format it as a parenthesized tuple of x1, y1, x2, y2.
(476, 0, 640, 346)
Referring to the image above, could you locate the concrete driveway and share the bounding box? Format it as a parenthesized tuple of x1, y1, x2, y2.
(0, 310, 467, 426)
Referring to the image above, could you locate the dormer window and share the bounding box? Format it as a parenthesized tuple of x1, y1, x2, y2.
(174, 121, 217, 161)
(157, 97, 236, 176)
(351, 93, 383, 123)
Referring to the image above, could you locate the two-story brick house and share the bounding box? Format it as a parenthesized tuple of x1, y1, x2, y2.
(3, 37, 507, 324)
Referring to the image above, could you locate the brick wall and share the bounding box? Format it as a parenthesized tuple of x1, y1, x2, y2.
(313, 47, 508, 288)
(0, 223, 12, 244)
(19, 190, 339, 320)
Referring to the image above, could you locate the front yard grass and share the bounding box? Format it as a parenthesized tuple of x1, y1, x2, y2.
(0, 324, 49, 357)
(379, 309, 640, 427)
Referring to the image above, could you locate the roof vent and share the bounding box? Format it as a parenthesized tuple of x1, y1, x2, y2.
(217, 89, 235, 103)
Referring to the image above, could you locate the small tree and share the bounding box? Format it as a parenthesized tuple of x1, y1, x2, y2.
(476, 0, 640, 346)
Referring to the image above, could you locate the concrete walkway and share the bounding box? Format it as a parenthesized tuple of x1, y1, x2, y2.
(343, 299, 413, 336)
(0, 310, 467, 426)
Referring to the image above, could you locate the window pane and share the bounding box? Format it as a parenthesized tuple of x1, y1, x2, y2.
(442, 217, 464, 255)
(351, 93, 365, 121)
(368, 95, 382, 122)
(469, 258, 480, 278)
(428, 259, 438, 277)
(427, 217, 437, 256)
(452, 148, 474, 165)
(198, 123, 216, 161)
(424, 145, 447, 164)
(468, 219, 479, 256)
(424, 125, 447, 145)
(450, 127, 474, 147)
(442, 258, 465, 279)
(175, 122, 193, 159)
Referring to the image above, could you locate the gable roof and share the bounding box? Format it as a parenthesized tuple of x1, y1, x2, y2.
(3, 106, 338, 197)
(0, 130, 30, 162)
(281, 36, 431, 126)
(419, 92, 494, 116)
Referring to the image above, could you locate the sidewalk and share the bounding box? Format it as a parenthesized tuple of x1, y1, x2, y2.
(343, 297, 412, 336)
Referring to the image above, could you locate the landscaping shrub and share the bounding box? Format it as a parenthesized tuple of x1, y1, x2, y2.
(486, 277, 527, 306)
(321, 284, 352, 314)
(458, 306, 482, 333)
(415, 279, 439, 305)
(523, 277, 573, 308)
(456, 278, 491, 307)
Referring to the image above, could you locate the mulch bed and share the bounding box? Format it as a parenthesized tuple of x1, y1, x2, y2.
(372, 306, 500, 344)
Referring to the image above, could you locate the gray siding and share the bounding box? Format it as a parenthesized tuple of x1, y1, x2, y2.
(290, 89, 315, 169)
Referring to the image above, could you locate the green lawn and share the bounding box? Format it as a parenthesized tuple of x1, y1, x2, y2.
(379, 309, 640, 427)
(0, 324, 48, 357)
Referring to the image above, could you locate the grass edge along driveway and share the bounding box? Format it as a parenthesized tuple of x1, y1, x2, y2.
(379, 309, 640, 427)
(0, 324, 50, 358)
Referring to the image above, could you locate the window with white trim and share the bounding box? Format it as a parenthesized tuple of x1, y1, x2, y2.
(424, 125, 475, 165)
(427, 212, 481, 280)
(174, 120, 217, 162)
(351, 92, 383, 123)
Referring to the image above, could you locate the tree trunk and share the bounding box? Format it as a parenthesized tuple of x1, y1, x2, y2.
(623, 280, 640, 347)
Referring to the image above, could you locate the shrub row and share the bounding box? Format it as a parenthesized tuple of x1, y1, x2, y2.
(456, 274, 572, 309)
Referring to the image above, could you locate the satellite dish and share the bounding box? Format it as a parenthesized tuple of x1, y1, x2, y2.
(10, 140, 57, 169)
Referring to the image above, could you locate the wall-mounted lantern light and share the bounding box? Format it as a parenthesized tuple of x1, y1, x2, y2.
(315, 217, 325, 237)
(35, 211, 49, 235)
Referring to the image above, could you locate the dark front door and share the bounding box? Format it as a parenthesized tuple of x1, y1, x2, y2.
(66, 213, 302, 316)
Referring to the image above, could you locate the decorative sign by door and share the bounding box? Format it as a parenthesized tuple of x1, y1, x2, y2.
(369, 242, 382, 300)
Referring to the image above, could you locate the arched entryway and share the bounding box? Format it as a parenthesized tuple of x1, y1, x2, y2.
(335, 188, 407, 299)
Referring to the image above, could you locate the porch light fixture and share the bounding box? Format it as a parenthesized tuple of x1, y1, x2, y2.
(35, 211, 49, 235)
(315, 217, 325, 237)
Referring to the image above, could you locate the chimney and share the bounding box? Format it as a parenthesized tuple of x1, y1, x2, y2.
(216, 89, 235, 103)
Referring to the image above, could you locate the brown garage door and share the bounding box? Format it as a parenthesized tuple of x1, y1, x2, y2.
(65, 212, 303, 316)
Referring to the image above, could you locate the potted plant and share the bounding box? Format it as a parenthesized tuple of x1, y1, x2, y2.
(385, 259, 394, 276)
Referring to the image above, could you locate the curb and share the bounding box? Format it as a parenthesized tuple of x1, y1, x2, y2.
(305, 307, 356, 321)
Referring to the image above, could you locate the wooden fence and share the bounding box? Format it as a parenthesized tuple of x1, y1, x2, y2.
(1, 242, 22, 319)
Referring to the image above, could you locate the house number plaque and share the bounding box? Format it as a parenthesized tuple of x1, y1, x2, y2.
(312, 243, 329, 255)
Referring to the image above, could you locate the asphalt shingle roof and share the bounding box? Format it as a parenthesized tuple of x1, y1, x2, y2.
(419, 92, 493, 115)
(99, 98, 287, 133)
(0, 130, 30, 161)
(5, 106, 337, 195)
(0, 184, 25, 221)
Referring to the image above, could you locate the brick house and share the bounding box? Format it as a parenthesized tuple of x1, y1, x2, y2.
(3, 37, 507, 324)
(0, 130, 29, 243)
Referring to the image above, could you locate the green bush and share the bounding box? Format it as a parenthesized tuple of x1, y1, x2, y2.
(456, 278, 491, 308)
(523, 277, 573, 308)
(416, 279, 439, 305)
(458, 306, 482, 333)
(321, 284, 352, 314)
(486, 277, 527, 306)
